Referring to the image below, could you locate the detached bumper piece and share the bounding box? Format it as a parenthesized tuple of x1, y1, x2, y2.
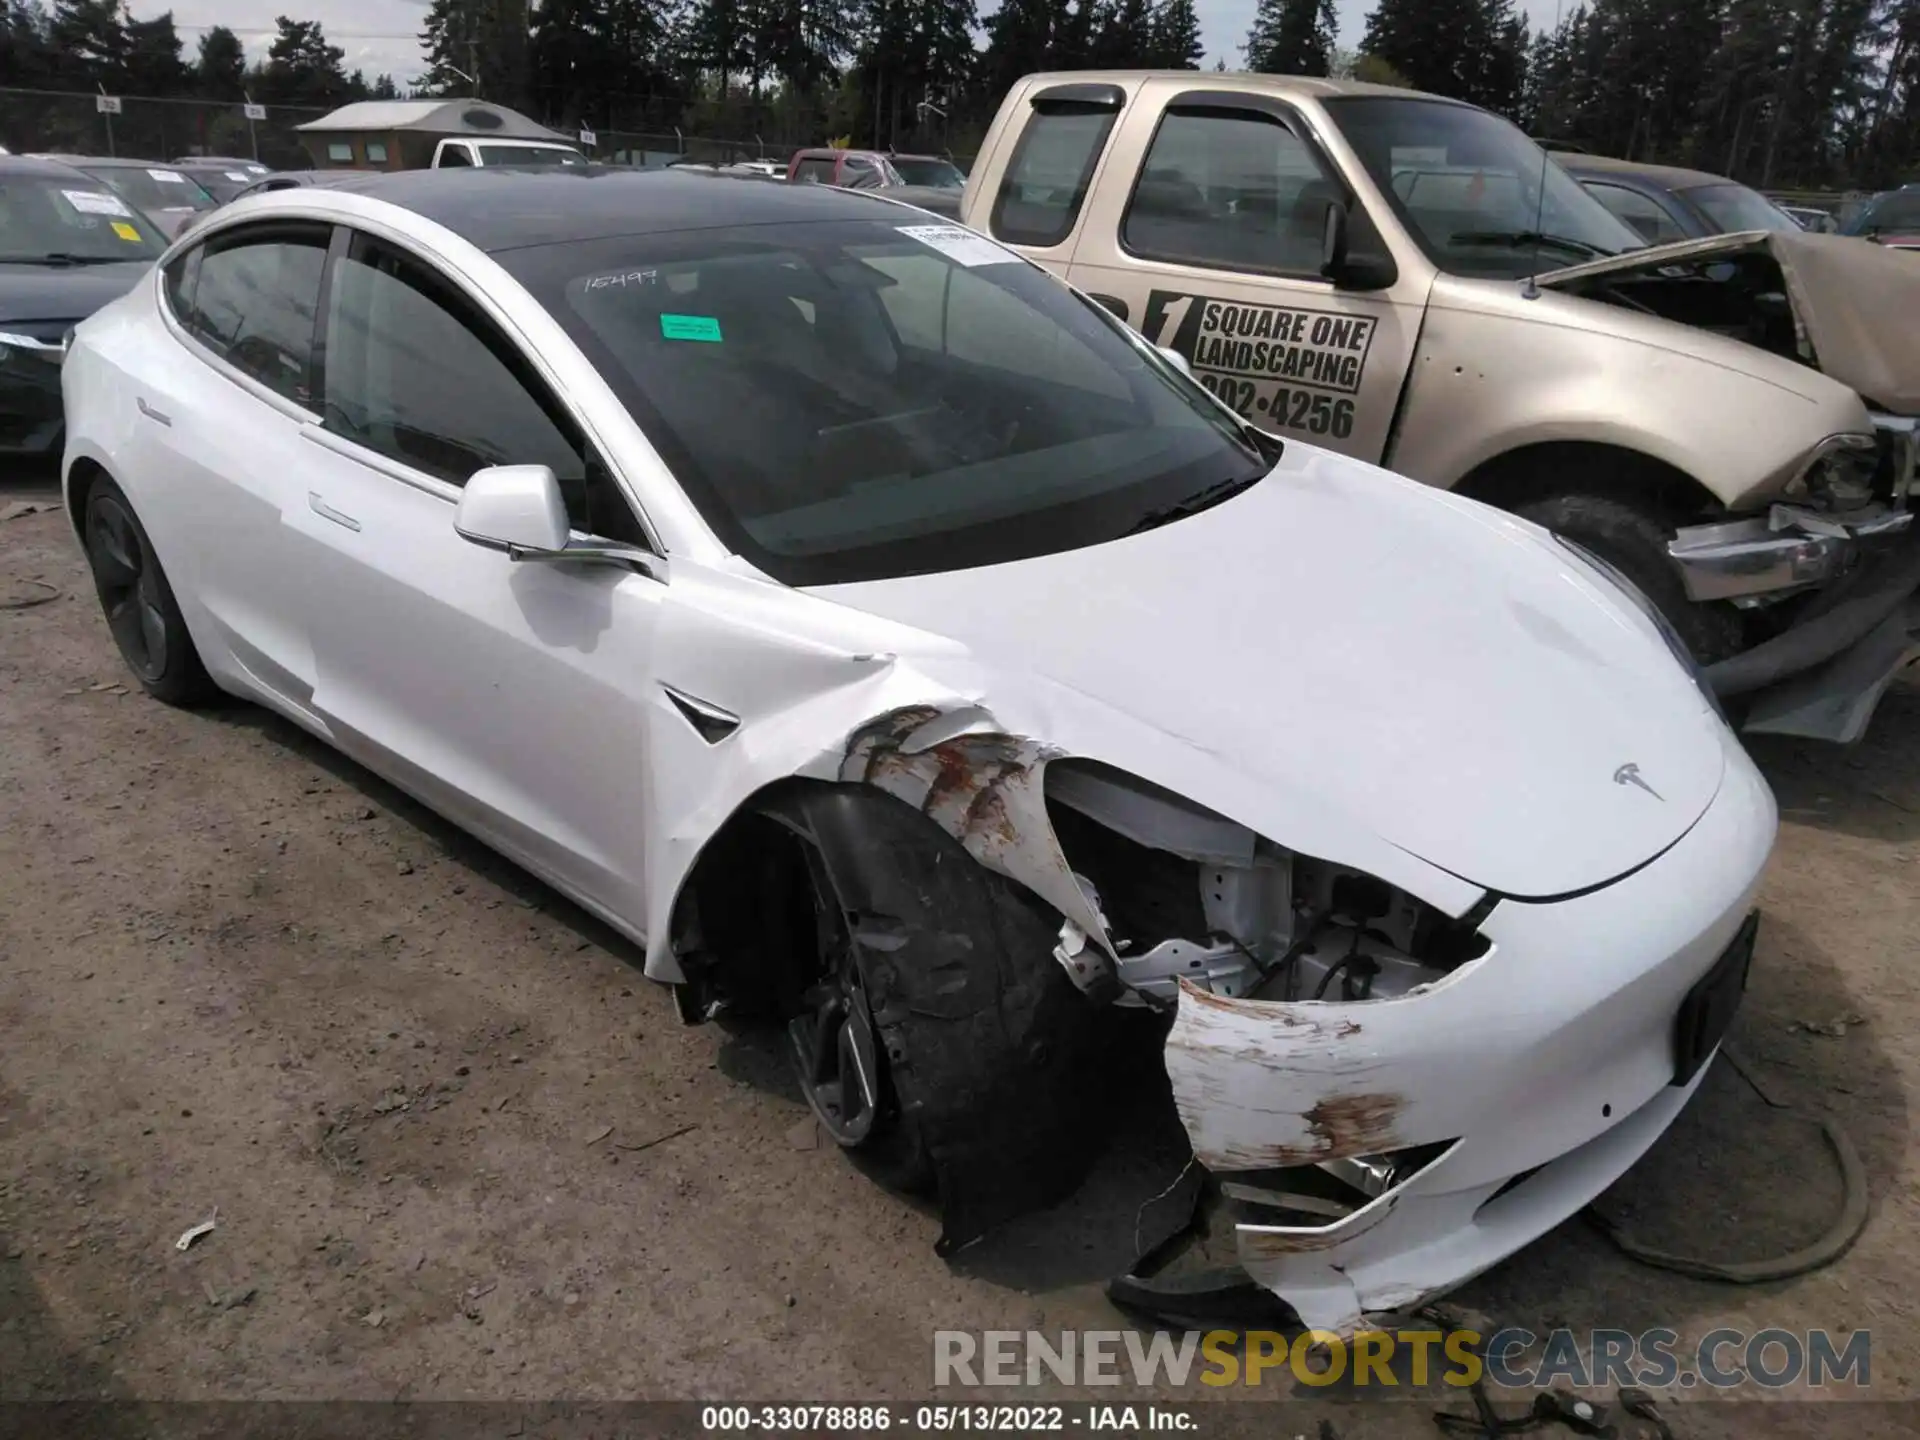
(1698, 521, 1920, 742)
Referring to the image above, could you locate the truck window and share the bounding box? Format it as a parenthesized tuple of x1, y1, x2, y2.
(438, 144, 473, 168)
(794, 156, 837, 184)
(990, 101, 1118, 248)
(1122, 108, 1338, 276)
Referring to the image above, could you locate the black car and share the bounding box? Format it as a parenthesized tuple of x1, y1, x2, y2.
(1555, 154, 1802, 244)
(169, 158, 275, 204)
(0, 155, 166, 458)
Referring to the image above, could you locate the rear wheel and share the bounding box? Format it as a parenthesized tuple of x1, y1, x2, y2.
(81, 478, 216, 705)
(1512, 489, 1745, 664)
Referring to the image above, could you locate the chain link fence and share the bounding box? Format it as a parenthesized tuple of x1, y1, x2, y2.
(0, 86, 327, 168)
(0, 85, 970, 178)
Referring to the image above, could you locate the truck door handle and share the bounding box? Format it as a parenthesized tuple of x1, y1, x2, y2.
(135, 397, 171, 427)
(307, 492, 362, 532)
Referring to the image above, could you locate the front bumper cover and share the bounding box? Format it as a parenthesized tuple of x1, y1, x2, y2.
(1141, 725, 1775, 1335)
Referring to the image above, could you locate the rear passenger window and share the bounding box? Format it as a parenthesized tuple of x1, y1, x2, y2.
(990, 102, 1118, 248)
(793, 156, 836, 184)
(180, 227, 328, 406)
(1584, 182, 1687, 245)
(321, 238, 644, 545)
(1123, 108, 1339, 276)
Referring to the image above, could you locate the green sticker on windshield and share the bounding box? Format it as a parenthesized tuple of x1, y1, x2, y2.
(660, 313, 722, 343)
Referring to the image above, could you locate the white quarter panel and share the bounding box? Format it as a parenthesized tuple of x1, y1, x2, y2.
(68, 285, 320, 705)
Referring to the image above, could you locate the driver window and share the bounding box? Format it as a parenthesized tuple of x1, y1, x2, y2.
(321, 237, 646, 546)
(1123, 108, 1338, 275)
(180, 225, 329, 406)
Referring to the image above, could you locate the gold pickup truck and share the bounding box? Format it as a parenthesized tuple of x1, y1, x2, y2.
(959, 71, 1920, 742)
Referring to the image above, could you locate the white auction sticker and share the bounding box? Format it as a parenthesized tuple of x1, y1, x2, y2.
(148, 168, 186, 183)
(62, 189, 131, 217)
(225, 171, 251, 182)
(896, 223, 1017, 268)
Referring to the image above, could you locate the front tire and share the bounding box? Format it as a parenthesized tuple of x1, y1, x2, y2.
(1513, 489, 1744, 663)
(81, 478, 217, 706)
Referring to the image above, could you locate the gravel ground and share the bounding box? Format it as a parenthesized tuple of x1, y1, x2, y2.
(3, 477, 1918, 1436)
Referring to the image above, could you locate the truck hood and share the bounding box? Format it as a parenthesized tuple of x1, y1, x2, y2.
(1538, 229, 1920, 413)
(810, 444, 1727, 900)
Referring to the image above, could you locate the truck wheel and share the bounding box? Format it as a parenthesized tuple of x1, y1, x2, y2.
(1513, 491, 1744, 663)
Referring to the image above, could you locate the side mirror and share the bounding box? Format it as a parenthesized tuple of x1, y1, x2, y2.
(454, 464, 569, 556)
(1320, 200, 1349, 278)
(1156, 345, 1193, 378)
(1319, 199, 1399, 292)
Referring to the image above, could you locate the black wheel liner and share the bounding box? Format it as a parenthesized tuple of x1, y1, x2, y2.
(769, 784, 1114, 1256)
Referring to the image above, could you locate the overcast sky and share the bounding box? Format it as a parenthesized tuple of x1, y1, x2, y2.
(140, 0, 1572, 90)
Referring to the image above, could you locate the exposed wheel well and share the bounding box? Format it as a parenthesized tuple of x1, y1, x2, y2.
(64, 456, 110, 540)
(1450, 442, 1723, 526)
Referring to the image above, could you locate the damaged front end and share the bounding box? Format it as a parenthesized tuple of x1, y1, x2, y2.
(668, 700, 1758, 1336)
(1539, 232, 1920, 741)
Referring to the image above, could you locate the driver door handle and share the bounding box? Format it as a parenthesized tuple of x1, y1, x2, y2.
(136, 397, 171, 427)
(308, 492, 362, 532)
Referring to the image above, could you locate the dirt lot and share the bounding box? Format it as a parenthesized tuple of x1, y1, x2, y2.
(3, 476, 1919, 1434)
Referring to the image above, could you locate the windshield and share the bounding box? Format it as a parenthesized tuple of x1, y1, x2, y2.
(478, 145, 587, 167)
(892, 157, 966, 189)
(1324, 97, 1644, 277)
(0, 175, 165, 261)
(510, 218, 1270, 586)
(1846, 190, 1920, 235)
(1683, 182, 1798, 234)
(85, 164, 217, 214)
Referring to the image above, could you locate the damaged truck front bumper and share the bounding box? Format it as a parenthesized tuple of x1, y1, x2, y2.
(1668, 420, 1920, 743)
(1671, 505, 1920, 743)
(1147, 725, 1775, 1336)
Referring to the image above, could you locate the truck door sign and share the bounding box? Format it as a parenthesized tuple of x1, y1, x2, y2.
(1142, 289, 1377, 440)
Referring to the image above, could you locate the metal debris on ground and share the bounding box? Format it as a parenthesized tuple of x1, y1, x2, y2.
(1584, 1043, 1869, 1284)
(613, 1122, 697, 1154)
(785, 1116, 819, 1150)
(1, 579, 61, 611)
(173, 1207, 218, 1252)
(1791, 1012, 1867, 1037)
(1433, 1383, 1622, 1437)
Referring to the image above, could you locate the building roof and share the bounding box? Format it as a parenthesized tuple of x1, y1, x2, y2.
(294, 99, 574, 144)
(293, 164, 919, 253)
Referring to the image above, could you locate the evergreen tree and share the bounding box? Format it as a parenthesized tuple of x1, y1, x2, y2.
(256, 17, 353, 109)
(123, 11, 187, 96)
(47, 0, 127, 88)
(1147, 0, 1202, 67)
(0, 0, 57, 88)
(1360, 0, 1522, 108)
(1244, 0, 1337, 76)
(194, 24, 246, 99)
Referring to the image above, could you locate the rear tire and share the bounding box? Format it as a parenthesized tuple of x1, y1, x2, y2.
(81, 478, 217, 706)
(1513, 490, 1744, 664)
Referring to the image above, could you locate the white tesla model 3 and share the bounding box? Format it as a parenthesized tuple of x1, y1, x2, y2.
(60, 167, 1776, 1333)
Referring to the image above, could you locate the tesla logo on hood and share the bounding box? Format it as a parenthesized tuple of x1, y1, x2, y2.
(1614, 762, 1663, 800)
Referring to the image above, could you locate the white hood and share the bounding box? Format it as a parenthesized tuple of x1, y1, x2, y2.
(809, 444, 1727, 899)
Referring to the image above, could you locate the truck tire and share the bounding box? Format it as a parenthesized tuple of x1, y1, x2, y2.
(1513, 491, 1744, 664)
